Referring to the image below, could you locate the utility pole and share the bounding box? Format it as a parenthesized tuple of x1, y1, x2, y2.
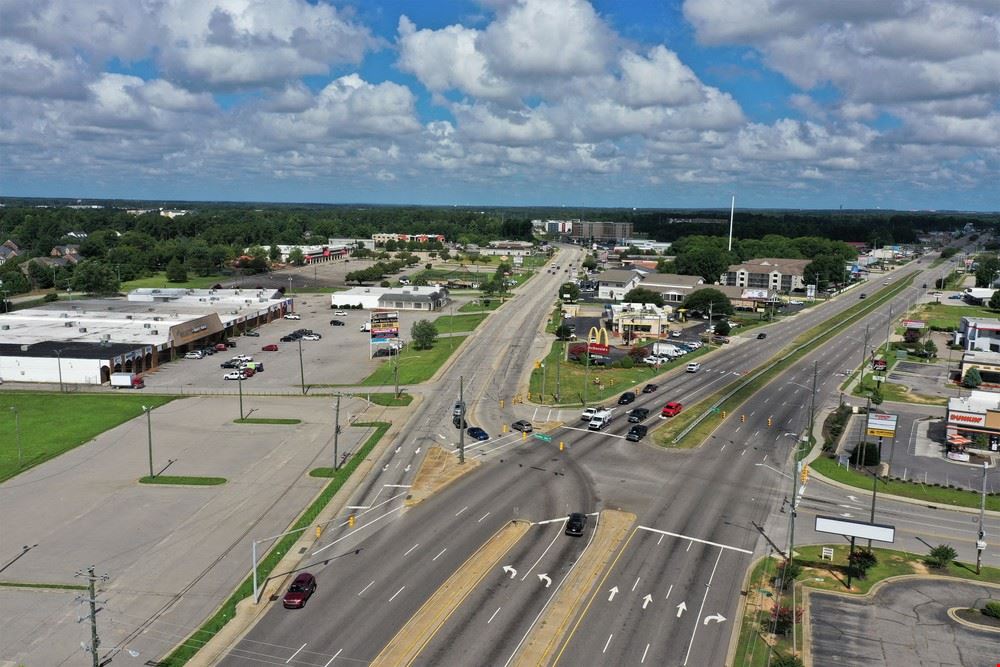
(75, 566, 108, 667)
(555, 341, 562, 402)
(584, 345, 590, 407)
(333, 393, 341, 471)
(237, 373, 244, 420)
(11, 406, 22, 468)
(809, 361, 818, 447)
(393, 345, 401, 398)
(142, 405, 154, 478)
(298, 337, 306, 395)
(458, 376, 465, 465)
(541, 361, 547, 402)
(978, 462, 988, 575)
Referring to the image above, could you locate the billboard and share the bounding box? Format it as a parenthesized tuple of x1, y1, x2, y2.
(806, 284, 816, 299)
(370, 311, 399, 343)
(815, 516, 895, 543)
(866, 412, 898, 438)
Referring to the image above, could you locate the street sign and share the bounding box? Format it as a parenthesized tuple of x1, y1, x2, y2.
(533, 433, 552, 442)
(866, 412, 898, 438)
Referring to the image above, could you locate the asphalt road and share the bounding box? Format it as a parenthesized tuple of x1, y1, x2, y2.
(216, 252, 982, 667)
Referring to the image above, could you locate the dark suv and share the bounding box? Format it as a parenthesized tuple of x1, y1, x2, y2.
(626, 424, 648, 442)
(617, 391, 636, 405)
(565, 512, 588, 537)
(628, 407, 649, 423)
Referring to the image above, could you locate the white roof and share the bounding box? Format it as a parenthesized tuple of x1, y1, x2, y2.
(948, 390, 1000, 414)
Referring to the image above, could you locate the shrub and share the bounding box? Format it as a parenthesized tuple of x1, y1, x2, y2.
(43, 292, 59, 302)
(926, 543, 957, 569)
(766, 605, 802, 636)
(380, 281, 391, 288)
(848, 548, 878, 579)
(619, 355, 634, 369)
(983, 601, 1000, 619)
(777, 559, 802, 590)
(964, 367, 983, 389)
(849, 441, 881, 466)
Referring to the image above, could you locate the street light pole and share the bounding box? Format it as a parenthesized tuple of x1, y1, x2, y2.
(10, 406, 22, 468)
(298, 337, 305, 395)
(555, 341, 562, 402)
(333, 393, 341, 471)
(237, 373, 244, 420)
(142, 405, 154, 478)
(458, 376, 465, 465)
(978, 462, 988, 575)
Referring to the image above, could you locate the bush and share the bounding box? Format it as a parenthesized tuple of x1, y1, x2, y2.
(849, 441, 881, 466)
(43, 292, 59, 302)
(964, 367, 983, 389)
(926, 543, 958, 569)
(380, 281, 391, 288)
(765, 605, 802, 636)
(983, 601, 1000, 619)
(847, 548, 878, 579)
(619, 355, 634, 369)
(777, 559, 802, 590)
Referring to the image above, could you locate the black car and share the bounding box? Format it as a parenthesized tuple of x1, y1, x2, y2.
(627, 407, 649, 423)
(244, 330, 260, 337)
(617, 391, 636, 405)
(626, 424, 648, 442)
(641, 383, 658, 394)
(280, 335, 295, 342)
(330, 320, 345, 326)
(220, 360, 239, 369)
(467, 426, 489, 440)
(757, 332, 767, 339)
(565, 512, 588, 537)
(452, 415, 467, 429)
(373, 347, 399, 357)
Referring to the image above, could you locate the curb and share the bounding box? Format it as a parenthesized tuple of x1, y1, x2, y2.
(946, 606, 1000, 633)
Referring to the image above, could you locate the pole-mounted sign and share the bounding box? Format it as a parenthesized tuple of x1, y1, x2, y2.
(587, 326, 610, 356)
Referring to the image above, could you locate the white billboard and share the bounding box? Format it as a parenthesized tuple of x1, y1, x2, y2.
(866, 413, 898, 438)
(815, 516, 895, 543)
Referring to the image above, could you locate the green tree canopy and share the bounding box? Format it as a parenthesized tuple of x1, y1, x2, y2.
(71, 260, 120, 294)
(714, 319, 731, 336)
(974, 254, 1000, 288)
(165, 257, 188, 282)
(411, 319, 438, 350)
(989, 289, 1000, 311)
(674, 246, 734, 283)
(582, 255, 598, 271)
(804, 256, 847, 290)
(682, 288, 734, 317)
(288, 248, 306, 266)
(559, 282, 580, 302)
(622, 287, 664, 307)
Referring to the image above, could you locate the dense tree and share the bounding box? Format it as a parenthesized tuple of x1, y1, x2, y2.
(70, 260, 119, 294)
(682, 288, 734, 317)
(288, 248, 305, 266)
(27, 260, 54, 288)
(165, 257, 188, 282)
(714, 320, 731, 336)
(582, 255, 598, 271)
(964, 367, 983, 388)
(269, 245, 282, 261)
(674, 246, 734, 283)
(411, 319, 438, 349)
(622, 287, 664, 307)
(804, 256, 847, 290)
(559, 282, 580, 302)
(990, 290, 1000, 312)
(975, 254, 1000, 288)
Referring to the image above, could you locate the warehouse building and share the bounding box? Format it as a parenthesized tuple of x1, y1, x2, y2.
(331, 285, 450, 311)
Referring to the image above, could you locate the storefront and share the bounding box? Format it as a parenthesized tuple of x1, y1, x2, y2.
(946, 390, 1000, 452)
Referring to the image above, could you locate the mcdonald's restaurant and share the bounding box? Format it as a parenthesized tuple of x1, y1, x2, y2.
(946, 390, 1000, 453)
(603, 303, 672, 342)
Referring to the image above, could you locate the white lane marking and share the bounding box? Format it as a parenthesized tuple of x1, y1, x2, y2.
(455, 506, 468, 516)
(603, 634, 614, 653)
(683, 550, 724, 666)
(657, 534, 664, 546)
(762, 454, 768, 463)
(720, 444, 727, 452)
(535, 516, 569, 525)
(641, 643, 650, 664)
(432, 548, 447, 561)
(357, 580, 374, 596)
(478, 512, 491, 523)
(637, 526, 752, 554)
(388, 585, 405, 602)
(383, 484, 411, 488)
(323, 648, 342, 667)
(313, 505, 405, 556)
(686, 541, 693, 552)
(286, 643, 306, 664)
(666, 584, 673, 600)
(740, 449, 747, 457)
(404, 543, 419, 557)
(522, 525, 562, 581)
(631, 576, 640, 592)
(488, 607, 501, 624)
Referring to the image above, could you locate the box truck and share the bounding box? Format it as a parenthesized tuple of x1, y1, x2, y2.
(111, 372, 145, 389)
(587, 408, 615, 431)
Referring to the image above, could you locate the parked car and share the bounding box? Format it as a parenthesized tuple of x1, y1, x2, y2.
(244, 330, 260, 337)
(617, 391, 636, 405)
(670, 330, 682, 338)
(330, 320, 345, 326)
(641, 383, 658, 393)
(452, 415, 468, 429)
(757, 332, 767, 339)
(198, 347, 214, 356)
(580, 407, 597, 422)
(373, 347, 399, 357)
(467, 426, 489, 441)
(282, 573, 316, 609)
(223, 371, 244, 381)
(511, 420, 533, 433)
(686, 362, 701, 373)
(220, 360, 239, 369)
(262, 344, 279, 352)
(284, 313, 301, 320)
(302, 334, 322, 341)
(184, 351, 204, 359)
(628, 407, 649, 423)
(215, 343, 228, 352)
(233, 354, 253, 362)
(788, 300, 803, 305)
(949, 294, 963, 300)
(565, 512, 588, 537)
(280, 335, 295, 342)
(453, 401, 466, 417)
(626, 424, 648, 442)
(661, 402, 683, 417)
(333, 310, 348, 317)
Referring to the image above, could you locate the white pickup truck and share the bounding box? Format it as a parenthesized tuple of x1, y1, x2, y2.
(587, 408, 615, 431)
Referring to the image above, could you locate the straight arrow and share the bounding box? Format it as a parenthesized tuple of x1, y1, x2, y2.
(538, 573, 552, 588)
(608, 586, 619, 602)
(676, 601, 687, 617)
(502, 565, 517, 579)
(415, 447, 421, 454)
(404, 464, 411, 472)
(395, 446, 401, 453)
(703, 613, 726, 625)
(642, 594, 652, 609)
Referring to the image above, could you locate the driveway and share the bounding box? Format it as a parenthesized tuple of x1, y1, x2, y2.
(809, 578, 1000, 666)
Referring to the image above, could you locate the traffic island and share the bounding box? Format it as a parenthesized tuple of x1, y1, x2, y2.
(405, 444, 480, 507)
(371, 520, 530, 666)
(513, 509, 637, 666)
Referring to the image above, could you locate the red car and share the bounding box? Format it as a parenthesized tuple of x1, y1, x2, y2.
(282, 572, 316, 609)
(661, 401, 683, 417)
(262, 344, 279, 351)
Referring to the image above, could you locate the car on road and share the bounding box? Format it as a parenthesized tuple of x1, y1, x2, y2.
(628, 407, 649, 423)
(670, 330, 682, 338)
(565, 512, 588, 537)
(511, 420, 533, 433)
(686, 362, 701, 373)
(302, 334, 321, 341)
(282, 572, 316, 609)
(453, 401, 466, 417)
(223, 371, 245, 381)
(641, 383, 658, 394)
(661, 401, 683, 417)
(788, 300, 803, 305)
(262, 344, 279, 351)
(757, 332, 767, 339)
(626, 424, 648, 442)
(283, 313, 301, 320)
(580, 407, 597, 422)
(948, 294, 963, 299)
(466, 426, 489, 441)
(333, 310, 348, 317)
(859, 293, 867, 299)
(244, 330, 260, 337)
(617, 391, 636, 405)
(184, 351, 204, 359)
(330, 320, 345, 326)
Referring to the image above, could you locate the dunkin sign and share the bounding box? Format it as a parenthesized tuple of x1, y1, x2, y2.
(948, 411, 984, 426)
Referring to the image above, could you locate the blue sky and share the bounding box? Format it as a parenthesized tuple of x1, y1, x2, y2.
(1, 0, 997, 210)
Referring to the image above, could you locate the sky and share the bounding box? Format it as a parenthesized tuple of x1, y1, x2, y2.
(0, 0, 998, 210)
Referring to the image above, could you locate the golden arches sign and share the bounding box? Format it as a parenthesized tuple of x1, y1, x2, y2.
(587, 326, 610, 355)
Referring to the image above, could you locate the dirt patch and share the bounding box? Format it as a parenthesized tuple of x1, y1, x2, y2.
(512, 509, 637, 666)
(371, 520, 530, 666)
(405, 445, 481, 507)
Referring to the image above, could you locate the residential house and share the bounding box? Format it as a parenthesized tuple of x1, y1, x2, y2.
(637, 273, 705, 304)
(596, 269, 642, 301)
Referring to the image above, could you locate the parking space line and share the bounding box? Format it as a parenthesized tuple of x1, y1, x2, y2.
(286, 643, 306, 664)
(323, 648, 342, 666)
(637, 526, 752, 554)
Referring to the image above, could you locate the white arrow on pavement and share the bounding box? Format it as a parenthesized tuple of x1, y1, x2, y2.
(676, 602, 687, 617)
(382, 464, 389, 471)
(840, 513, 853, 518)
(847, 495, 858, 502)
(703, 613, 726, 625)
(404, 464, 411, 472)
(395, 446, 401, 454)
(502, 566, 517, 579)
(642, 594, 652, 609)
(415, 447, 421, 454)
(608, 586, 619, 602)
(538, 573, 552, 588)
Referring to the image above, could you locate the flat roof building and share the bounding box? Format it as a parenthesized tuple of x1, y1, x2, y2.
(332, 285, 449, 311)
(721, 258, 810, 293)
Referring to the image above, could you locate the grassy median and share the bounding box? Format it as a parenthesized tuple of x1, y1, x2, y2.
(358, 336, 469, 386)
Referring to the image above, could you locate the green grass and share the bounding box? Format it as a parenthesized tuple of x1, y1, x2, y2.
(139, 475, 227, 486)
(357, 392, 413, 406)
(458, 299, 501, 313)
(357, 337, 468, 386)
(911, 302, 997, 331)
(545, 306, 563, 334)
(528, 342, 710, 406)
(810, 455, 1000, 511)
(121, 272, 228, 290)
(0, 581, 88, 591)
(160, 421, 390, 667)
(0, 392, 175, 483)
(851, 373, 947, 405)
(657, 275, 917, 447)
(233, 418, 301, 424)
(432, 312, 489, 333)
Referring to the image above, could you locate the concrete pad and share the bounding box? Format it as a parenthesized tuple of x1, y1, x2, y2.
(405, 445, 480, 507)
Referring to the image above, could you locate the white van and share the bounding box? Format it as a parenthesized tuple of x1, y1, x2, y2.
(360, 322, 371, 332)
(588, 408, 615, 431)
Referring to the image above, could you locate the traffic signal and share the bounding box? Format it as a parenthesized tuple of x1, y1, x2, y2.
(767, 417, 773, 427)
(741, 414, 746, 423)
(348, 514, 356, 528)
(800, 464, 810, 484)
